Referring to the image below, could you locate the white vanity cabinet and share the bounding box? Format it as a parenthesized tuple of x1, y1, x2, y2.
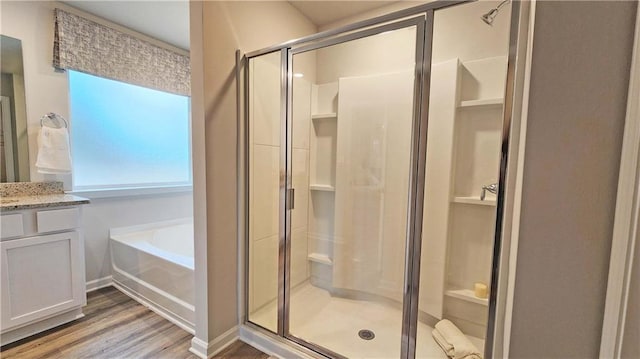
(0, 206, 86, 346)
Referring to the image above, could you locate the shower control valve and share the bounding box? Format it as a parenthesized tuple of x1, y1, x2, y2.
(481, 183, 498, 201)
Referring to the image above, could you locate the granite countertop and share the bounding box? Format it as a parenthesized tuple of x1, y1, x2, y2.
(0, 182, 90, 212)
(1, 194, 90, 212)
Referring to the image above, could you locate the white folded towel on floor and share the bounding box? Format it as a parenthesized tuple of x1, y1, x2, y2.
(432, 326, 455, 357)
(35, 126, 72, 174)
(432, 319, 482, 359)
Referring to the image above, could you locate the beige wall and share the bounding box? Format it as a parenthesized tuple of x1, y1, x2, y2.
(190, 0, 316, 343)
(509, 1, 637, 358)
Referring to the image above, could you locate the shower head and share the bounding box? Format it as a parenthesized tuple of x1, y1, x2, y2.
(481, 0, 510, 26)
(481, 8, 499, 25)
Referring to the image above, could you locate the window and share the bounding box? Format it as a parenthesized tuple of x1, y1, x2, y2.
(68, 70, 191, 191)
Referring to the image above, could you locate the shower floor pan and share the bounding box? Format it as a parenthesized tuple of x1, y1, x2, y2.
(250, 283, 484, 359)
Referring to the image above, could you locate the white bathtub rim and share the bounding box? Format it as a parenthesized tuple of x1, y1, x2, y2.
(109, 217, 193, 237)
(110, 218, 194, 270)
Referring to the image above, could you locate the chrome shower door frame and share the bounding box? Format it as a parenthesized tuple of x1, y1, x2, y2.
(282, 16, 428, 359)
(241, 0, 523, 357)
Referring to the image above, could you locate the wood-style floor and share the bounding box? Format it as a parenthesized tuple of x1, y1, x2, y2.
(1, 286, 269, 359)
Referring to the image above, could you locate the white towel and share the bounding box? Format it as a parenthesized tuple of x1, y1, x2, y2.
(432, 327, 455, 357)
(432, 319, 482, 359)
(35, 126, 72, 174)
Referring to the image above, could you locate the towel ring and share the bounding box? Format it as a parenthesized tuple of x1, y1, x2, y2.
(40, 113, 68, 129)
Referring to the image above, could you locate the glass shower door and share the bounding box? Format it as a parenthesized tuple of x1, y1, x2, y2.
(244, 2, 519, 357)
(286, 19, 424, 358)
(416, 2, 511, 358)
(246, 51, 283, 333)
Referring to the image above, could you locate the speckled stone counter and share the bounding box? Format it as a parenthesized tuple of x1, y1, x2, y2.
(0, 182, 89, 212)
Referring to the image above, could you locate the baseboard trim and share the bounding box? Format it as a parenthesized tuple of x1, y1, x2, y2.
(189, 326, 239, 358)
(86, 276, 113, 292)
(112, 282, 194, 335)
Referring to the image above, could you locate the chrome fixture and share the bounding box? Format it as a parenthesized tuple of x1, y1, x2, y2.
(358, 329, 375, 340)
(481, 0, 510, 26)
(481, 183, 498, 200)
(39, 112, 68, 129)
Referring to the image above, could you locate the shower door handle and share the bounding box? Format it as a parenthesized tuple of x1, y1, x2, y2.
(287, 188, 295, 210)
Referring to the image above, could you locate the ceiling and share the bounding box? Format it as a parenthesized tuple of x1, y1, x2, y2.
(58, 1, 402, 52)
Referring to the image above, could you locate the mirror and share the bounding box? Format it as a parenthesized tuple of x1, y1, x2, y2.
(1, 35, 30, 182)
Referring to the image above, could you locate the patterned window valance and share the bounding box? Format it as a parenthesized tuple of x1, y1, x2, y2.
(53, 8, 190, 96)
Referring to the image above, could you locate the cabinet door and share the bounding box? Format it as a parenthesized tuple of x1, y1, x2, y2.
(1, 231, 85, 331)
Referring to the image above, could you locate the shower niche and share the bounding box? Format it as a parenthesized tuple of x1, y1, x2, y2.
(420, 55, 507, 340)
(307, 82, 338, 287)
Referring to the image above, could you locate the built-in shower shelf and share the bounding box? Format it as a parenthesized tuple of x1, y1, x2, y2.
(310, 184, 336, 192)
(308, 253, 333, 265)
(445, 289, 489, 306)
(452, 196, 496, 206)
(457, 98, 503, 108)
(311, 113, 337, 120)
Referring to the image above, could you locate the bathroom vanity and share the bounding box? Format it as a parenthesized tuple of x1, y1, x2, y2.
(0, 182, 89, 346)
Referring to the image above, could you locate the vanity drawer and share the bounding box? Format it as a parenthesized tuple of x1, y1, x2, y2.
(0, 214, 24, 239)
(36, 208, 80, 233)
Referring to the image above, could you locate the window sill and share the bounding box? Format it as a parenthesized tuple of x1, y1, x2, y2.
(68, 185, 192, 199)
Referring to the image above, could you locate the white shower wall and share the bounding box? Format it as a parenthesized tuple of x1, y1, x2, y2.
(248, 54, 281, 315)
(315, 28, 416, 84)
(331, 71, 414, 302)
(248, 54, 315, 317)
(291, 77, 313, 291)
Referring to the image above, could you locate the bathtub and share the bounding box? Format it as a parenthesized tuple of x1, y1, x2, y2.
(110, 218, 194, 333)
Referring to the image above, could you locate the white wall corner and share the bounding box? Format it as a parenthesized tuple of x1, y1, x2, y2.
(86, 276, 113, 292)
(189, 326, 239, 359)
(501, 0, 536, 357)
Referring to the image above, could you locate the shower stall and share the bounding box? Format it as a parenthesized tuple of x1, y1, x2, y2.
(241, 1, 520, 358)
